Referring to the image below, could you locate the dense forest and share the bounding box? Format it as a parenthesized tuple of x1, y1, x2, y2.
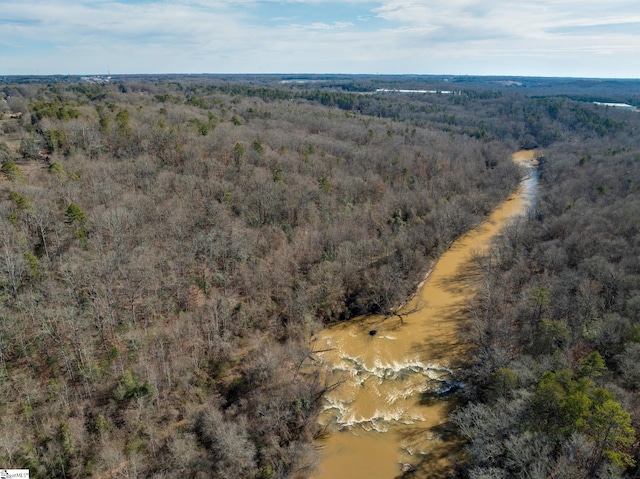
(1, 76, 639, 478)
(454, 125, 640, 475)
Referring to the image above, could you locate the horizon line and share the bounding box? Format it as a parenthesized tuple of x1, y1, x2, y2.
(2, 72, 640, 81)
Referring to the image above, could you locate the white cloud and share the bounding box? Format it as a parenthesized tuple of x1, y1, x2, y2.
(293, 21, 354, 30)
(0, 0, 638, 76)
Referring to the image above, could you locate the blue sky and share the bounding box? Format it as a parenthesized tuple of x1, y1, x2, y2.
(1, 0, 639, 77)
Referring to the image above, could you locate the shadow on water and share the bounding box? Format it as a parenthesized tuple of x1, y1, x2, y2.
(394, 401, 467, 479)
(430, 259, 484, 293)
(419, 383, 463, 405)
(407, 260, 484, 364)
(410, 301, 475, 358)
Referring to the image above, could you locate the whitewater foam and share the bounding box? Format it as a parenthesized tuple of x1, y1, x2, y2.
(320, 351, 461, 431)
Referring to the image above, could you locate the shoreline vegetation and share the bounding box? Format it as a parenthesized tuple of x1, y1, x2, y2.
(1, 75, 639, 478)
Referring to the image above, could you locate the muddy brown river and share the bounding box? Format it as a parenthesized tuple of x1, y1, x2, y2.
(310, 151, 539, 478)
